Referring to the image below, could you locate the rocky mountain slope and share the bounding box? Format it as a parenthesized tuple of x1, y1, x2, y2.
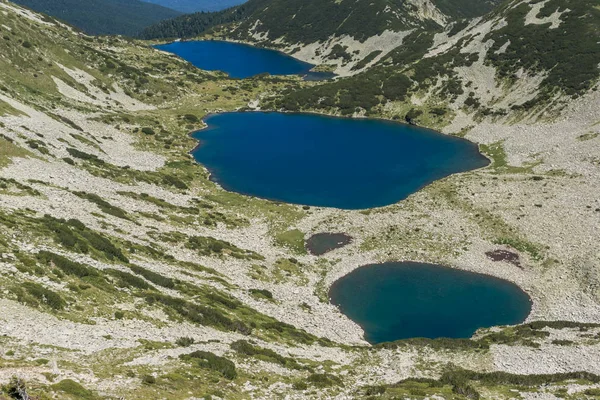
(10, 0, 182, 36)
(140, 0, 501, 41)
(266, 0, 599, 121)
(0, 0, 600, 399)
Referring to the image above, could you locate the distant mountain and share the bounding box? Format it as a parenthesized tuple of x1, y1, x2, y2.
(142, 0, 247, 13)
(11, 0, 182, 36)
(140, 0, 501, 42)
(139, 0, 260, 39)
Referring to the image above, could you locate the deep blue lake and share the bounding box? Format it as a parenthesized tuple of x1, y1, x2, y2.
(192, 112, 489, 209)
(155, 40, 332, 79)
(330, 262, 532, 343)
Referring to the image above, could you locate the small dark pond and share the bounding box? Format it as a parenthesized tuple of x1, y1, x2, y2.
(306, 233, 353, 256)
(329, 262, 532, 343)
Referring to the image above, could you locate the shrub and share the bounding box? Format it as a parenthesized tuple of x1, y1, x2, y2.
(175, 337, 195, 347)
(186, 235, 263, 260)
(106, 269, 152, 290)
(452, 383, 480, 399)
(37, 250, 99, 278)
(180, 351, 237, 380)
(260, 320, 327, 346)
(440, 368, 600, 387)
(375, 337, 488, 351)
(405, 108, 423, 123)
(51, 379, 96, 400)
(141, 127, 155, 135)
(292, 381, 308, 390)
(129, 265, 175, 288)
(231, 340, 303, 369)
(182, 114, 199, 123)
(5, 376, 29, 400)
(21, 41, 32, 48)
(144, 292, 250, 334)
(307, 373, 343, 388)
(74, 192, 129, 220)
(351, 50, 383, 71)
(22, 282, 66, 310)
(249, 288, 273, 300)
(66, 148, 103, 164)
(161, 174, 188, 190)
(141, 375, 156, 385)
(364, 385, 387, 395)
(430, 107, 447, 116)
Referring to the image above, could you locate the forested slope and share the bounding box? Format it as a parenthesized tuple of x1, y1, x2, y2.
(12, 0, 181, 35)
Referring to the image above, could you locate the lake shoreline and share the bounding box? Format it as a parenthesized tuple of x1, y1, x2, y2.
(329, 261, 533, 344)
(154, 39, 335, 80)
(187, 111, 489, 209)
(170, 43, 600, 356)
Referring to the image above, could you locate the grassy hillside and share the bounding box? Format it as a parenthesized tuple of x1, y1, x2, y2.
(11, 0, 182, 36)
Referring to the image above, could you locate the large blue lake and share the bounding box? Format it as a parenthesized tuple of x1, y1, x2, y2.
(330, 262, 532, 343)
(192, 112, 489, 209)
(155, 40, 332, 79)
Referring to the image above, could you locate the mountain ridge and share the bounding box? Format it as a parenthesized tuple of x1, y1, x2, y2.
(141, 0, 502, 41)
(11, 0, 182, 36)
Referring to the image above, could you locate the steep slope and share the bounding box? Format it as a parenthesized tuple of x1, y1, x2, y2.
(143, 0, 247, 13)
(226, 0, 504, 43)
(141, 0, 501, 41)
(268, 0, 600, 121)
(11, 0, 182, 36)
(140, 0, 503, 74)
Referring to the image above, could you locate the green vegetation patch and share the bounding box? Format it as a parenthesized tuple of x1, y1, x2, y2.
(492, 236, 543, 261)
(129, 264, 175, 288)
(51, 379, 98, 400)
(376, 337, 489, 351)
(307, 372, 343, 388)
(485, 0, 600, 105)
(274, 229, 306, 254)
(231, 339, 305, 370)
(36, 250, 99, 278)
(577, 132, 599, 141)
(66, 148, 104, 165)
(180, 350, 237, 380)
(40, 215, 129, 263)
(144, 292, 251, 334)
(249, 288, 273, 301)
(351, 50, 383, 71)
(371, 367, 600, 399)
(0, 138, 33, 168)
(442, 368, 600, 387)
(106, 269, 153, 290)
(73, 191, 130, 220)
(19, 282, 66, 310)
(186, 235, 264, 260)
